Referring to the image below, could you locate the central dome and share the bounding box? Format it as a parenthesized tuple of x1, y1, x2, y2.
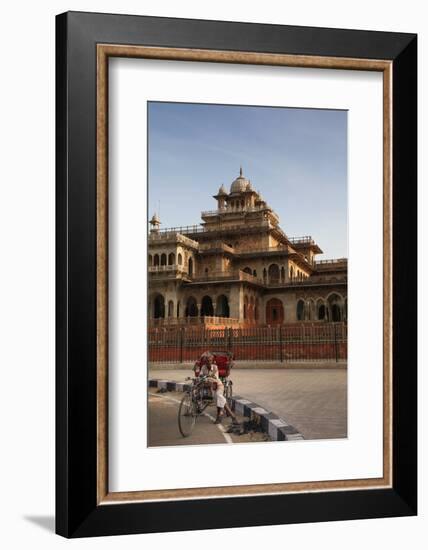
(230, 167, 250, 193)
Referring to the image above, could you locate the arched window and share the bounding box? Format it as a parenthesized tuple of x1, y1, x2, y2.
(263, 268, 267, 283)
(266, 298, 284, 325)
(177, 253, 183, 265)
(204, 267, 209, 276)
(168, 252, 175, 265)
(268, 264, 280, 284)
(200, 295, 214, 317)
(290, 265, 294, 280)
(253, 269, 257, 277)
(243, 295, 248, 320)
(148, 254, 153, 266)
(216, 295, 229, 318)
(308, 300, 315, 320)
(188, 257, 193, 276)
(168, 300, 174, 317)
(243, 267, 252, 275)
(154, 254, 160, 266)
(153, 294, 165, 319)
(328, 293, 343, 322)
(331, 304, 341, 321)
(296, 299, 305, 321)
(160, 253, 167, 266)
(318, 303, 326, 320)
(281, 266, 285, 283)
(185, 296, 198, 317)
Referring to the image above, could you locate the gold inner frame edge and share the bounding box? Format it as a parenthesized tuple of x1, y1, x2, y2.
(96, 44, 393, 504)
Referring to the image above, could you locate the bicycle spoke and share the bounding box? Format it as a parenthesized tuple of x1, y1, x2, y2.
(178, 392, 196, 437)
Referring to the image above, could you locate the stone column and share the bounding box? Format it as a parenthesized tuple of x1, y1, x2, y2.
(229, 285, 241, 321)
(258, 298, 264, 324)
(283, 294, 296, 323)
(239, 285, 245, 322)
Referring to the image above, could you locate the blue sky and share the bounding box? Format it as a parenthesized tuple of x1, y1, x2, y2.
(148, 102, 347, 258)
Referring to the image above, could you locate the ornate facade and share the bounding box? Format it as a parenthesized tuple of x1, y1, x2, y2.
(148, 169, 347, 326)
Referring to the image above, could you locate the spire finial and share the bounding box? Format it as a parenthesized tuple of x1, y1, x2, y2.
(240, 165, 243, 177)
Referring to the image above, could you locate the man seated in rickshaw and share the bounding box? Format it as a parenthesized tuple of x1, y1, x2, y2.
(197, 352, 238, 425)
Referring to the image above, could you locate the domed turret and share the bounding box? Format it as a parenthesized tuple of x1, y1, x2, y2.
(230, 166, 250, 194)
(213, 184, 228, 209)
(149, 212, 161, 232)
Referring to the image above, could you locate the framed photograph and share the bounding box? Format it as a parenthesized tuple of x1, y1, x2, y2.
(56, 11, 417, 537)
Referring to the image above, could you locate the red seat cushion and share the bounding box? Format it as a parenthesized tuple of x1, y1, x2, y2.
(213, 354, 230, 377)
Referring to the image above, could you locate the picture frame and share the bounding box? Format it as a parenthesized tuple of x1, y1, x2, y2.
(56, 11, 417, 537)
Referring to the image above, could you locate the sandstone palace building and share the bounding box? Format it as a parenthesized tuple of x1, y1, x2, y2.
(148, 169, 347, 327)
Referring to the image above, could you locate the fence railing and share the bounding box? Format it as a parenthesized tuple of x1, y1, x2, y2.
(235, 245, 290, 257)
(201, 205, 279, 218)
(288, 236, 315, 245)
(148, 232, 199, 248)
(156, 219, 273, 236)
(148, 265, 187, 273)
(151, 316, 240, 327)
(314, 258, 348, 267)
(190, 269, 263, 284)
(148, 322, 347, 363)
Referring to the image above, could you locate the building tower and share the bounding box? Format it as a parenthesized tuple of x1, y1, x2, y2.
(213, 184, 228, 210)
(149, 212, 161, 233)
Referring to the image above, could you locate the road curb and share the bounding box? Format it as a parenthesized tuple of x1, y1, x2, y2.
(148, 378, 304, 442)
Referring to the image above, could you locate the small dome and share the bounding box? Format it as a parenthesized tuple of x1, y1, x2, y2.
(150, 212, 160, 224)
(218, 184, 228, 195)
(230, 166, 250, 193)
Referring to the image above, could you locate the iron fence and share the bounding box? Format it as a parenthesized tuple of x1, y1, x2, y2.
(148, 323, 347, 363)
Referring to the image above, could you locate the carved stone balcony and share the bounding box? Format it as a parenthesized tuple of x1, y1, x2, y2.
(148, 265, 191, 281)
(314, 258, 348, 271)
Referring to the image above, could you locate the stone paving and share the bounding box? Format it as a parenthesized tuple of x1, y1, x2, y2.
(149, 367, 347, 440)
(148, 390, 268, 447)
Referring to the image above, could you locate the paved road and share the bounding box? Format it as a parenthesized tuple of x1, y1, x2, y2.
(149, 368, 347, 440)
(148, 390, 269, 447)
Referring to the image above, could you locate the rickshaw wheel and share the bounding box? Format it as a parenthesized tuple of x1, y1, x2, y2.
(178, 392, 197, 437)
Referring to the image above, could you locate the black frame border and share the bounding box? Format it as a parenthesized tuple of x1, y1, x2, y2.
(56, 11, 417, 537)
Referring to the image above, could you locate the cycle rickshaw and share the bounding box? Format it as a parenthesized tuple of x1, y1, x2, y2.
(178, 350, 234, 437)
